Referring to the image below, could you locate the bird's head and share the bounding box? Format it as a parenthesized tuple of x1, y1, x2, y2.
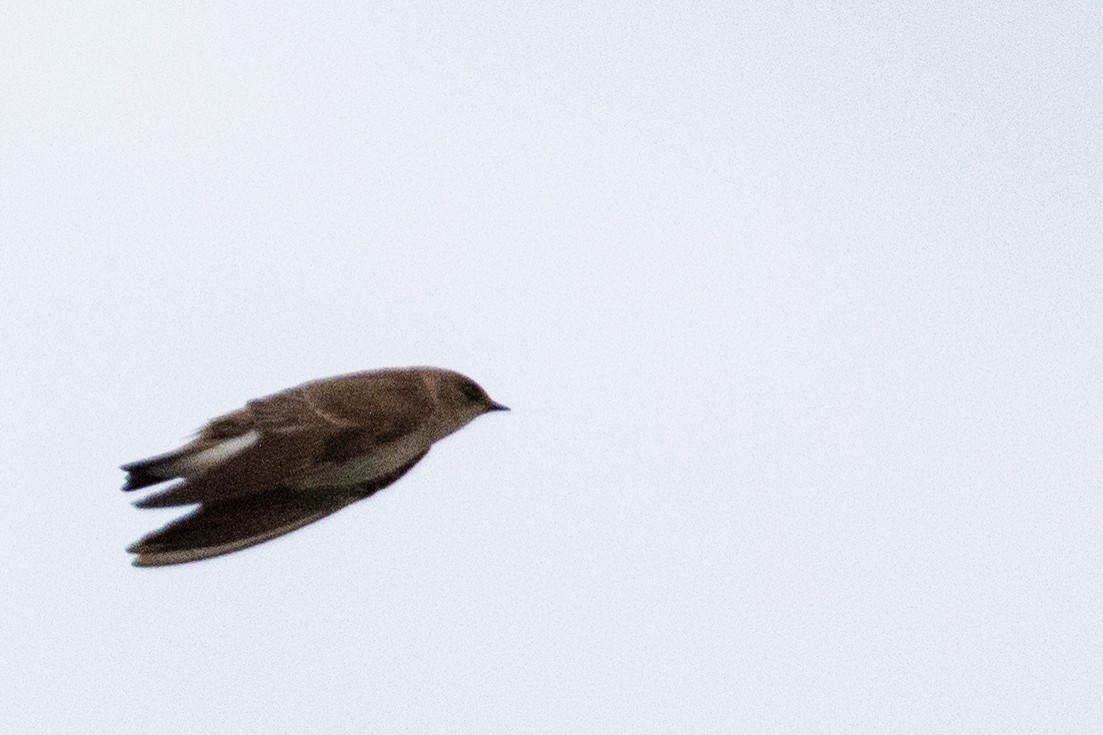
(426, 369, 509, 438)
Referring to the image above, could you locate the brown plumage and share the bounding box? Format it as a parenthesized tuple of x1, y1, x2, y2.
(122, 367, 508, 567)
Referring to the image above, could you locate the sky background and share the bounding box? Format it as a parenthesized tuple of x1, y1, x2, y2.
(2, 2, 1101, 733)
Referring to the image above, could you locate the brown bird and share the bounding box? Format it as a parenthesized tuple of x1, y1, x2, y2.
(122, 367, 508, 567)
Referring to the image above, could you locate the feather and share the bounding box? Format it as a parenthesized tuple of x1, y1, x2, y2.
(129, 491, 359, 566)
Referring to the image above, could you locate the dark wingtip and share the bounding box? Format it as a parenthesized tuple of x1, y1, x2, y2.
(121, 456, 172, 491)
(130, 551, 162, 567)
(131, 481, 198, 509)
(120, 450, 187, 491)
(133, 493, 177, 509)
(127, 533, 169, 556)
(122, 470, 165, 492)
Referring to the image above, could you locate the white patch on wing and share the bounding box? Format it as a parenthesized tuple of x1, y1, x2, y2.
(167, 430, 261, 476)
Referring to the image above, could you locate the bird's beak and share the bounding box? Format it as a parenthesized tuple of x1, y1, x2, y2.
(487, 401, 510, 412)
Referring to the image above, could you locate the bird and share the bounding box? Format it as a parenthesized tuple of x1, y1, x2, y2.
(121, 367, 508, 567)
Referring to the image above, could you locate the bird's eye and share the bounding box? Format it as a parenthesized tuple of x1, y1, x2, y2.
(460, 381, 483, 402)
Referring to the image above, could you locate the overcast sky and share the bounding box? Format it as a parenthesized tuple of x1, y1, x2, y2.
(2, 2, 1101, 733)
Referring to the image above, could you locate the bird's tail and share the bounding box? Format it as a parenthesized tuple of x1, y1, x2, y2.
(121, 431, 261, 491)
(121, 450, 188, 491)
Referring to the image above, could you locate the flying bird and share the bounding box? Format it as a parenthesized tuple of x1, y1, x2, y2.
(122, 367, 508, 567)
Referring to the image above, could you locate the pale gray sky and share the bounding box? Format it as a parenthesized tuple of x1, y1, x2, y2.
(2, 2, 1101, 733)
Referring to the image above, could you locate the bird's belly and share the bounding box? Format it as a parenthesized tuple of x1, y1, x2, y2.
(293, 433, 429, 490)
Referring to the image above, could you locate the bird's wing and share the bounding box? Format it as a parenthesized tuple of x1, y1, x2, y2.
(297, 369, 435, 440)
(128, 490, 361, 566)
(126, 374, 435, 508)
(129, 449, 429, 566)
